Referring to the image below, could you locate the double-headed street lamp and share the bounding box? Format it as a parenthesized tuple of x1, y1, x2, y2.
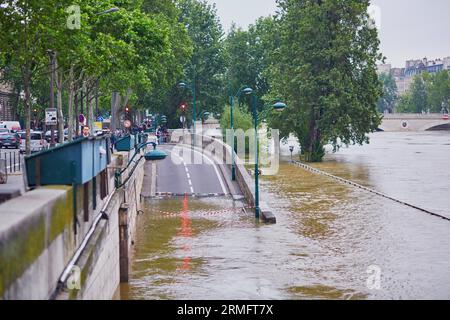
(232, 87, 287, 219)
(229, 86, 252, 181)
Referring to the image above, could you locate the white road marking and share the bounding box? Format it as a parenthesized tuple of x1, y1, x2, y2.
(186, 147, 228, 196)
(165, 148, 195, 194)
(162, 146, 228, 196)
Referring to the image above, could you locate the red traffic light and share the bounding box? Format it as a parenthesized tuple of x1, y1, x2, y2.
(125, 106, 130, 113)
(180, 102, 188, 111)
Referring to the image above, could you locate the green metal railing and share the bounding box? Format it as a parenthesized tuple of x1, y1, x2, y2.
(114, 139, 157, 189)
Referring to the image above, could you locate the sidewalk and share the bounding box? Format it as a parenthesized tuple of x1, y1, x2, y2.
(0, 173, 25, 204)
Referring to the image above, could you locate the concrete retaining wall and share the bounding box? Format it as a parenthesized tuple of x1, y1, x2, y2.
(0, 149, 146, 300)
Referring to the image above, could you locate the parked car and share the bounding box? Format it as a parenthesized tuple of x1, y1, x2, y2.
(0, 128, 10, 135)
(19, 131, 48, 153)
(0, 133, 20, 149)
(45, 130, 68, 143)
(0, 121, 21, 133)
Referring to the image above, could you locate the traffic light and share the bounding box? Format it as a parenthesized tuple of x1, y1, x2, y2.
(180, 102, 187, 112)
(125, 106, 130, 113)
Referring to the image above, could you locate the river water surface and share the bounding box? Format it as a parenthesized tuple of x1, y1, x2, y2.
(121, 132, 450, 300)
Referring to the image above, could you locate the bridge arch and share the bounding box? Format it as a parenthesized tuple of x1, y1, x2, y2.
(419, 121, 450, 131)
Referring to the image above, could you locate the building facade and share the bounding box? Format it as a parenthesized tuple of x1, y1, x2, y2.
(0, 73, 15, 121)
(378, 56, 450, 95)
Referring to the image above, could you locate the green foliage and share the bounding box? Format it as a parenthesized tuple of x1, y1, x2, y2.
(220, 105, 253, 133)
(395, 76, 423, 114)
(177, 0, 226, 116)
(220, 104, 253, 154)
(0, 0, 192, 147)
(426, 70, 450, 112)
(396, 71, 450, 113)
(377, 73, 398, 113)
(409, 75, 428, 113)
(268, 0, 383, 162)
(225, 17, 280, 113)
(396, 93, 413, 113)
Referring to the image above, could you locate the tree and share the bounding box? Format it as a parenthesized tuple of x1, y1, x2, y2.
(225, 17, 280, 113)
(139, 0, 193, 119)
(268, 0, 383, 162)
(377, 72, 398, 114)
(177, 0, 226, 117)
(426, 70, 450, 113)
(409, 75, 428, 113)
(220, 104, 253, 154)
(220, 105, 253, 133)
(396, 93, 414, 113)
(0, 0, 71, 154)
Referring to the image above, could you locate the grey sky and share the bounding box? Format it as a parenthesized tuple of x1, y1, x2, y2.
(206, 0, 450, 67)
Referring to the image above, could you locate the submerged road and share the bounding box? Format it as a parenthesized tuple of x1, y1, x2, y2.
(155, 145, 228, 196)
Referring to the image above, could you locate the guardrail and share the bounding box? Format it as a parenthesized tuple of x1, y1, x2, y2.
(0, 151, 21, 174)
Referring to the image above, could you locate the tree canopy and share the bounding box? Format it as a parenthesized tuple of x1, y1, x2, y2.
(267, 0, 383, 162)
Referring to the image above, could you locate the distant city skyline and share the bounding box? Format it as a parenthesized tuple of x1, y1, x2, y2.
(206, 0, 450, 67)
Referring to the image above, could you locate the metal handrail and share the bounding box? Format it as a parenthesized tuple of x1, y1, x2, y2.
(114, 141, 157, 188)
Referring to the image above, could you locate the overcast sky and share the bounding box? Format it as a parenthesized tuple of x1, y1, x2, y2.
(206, 0, 450, 67)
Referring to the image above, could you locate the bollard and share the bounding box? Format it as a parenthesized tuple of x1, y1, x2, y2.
(119, 203, 130, 283)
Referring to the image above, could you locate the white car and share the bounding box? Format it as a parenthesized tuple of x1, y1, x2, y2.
(19, 131, 49, 153)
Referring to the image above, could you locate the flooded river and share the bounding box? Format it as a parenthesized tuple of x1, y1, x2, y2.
(121, 132, 450, 300)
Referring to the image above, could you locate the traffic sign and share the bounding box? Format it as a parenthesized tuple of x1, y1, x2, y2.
(97, 116, 104, 122)
(79, 114, 86, 125)
(180, 116, 186, 124)
(93, 122, 103, 132)
(45, 108, 57, 125)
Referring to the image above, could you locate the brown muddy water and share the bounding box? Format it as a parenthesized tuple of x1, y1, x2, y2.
(120, 132, 450, 300)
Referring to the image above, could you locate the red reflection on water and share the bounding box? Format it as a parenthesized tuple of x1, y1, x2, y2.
(178, 194, 192, 271)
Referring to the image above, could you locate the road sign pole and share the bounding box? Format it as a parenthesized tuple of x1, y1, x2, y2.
(49, 51, 56, 147)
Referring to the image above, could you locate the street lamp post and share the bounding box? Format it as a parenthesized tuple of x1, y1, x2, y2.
(240, 87, 287, 220)
(178, 78, 197, 146)
(229, 86, 250, 181)
(230, 94, 236, 181)
(47, 49, 56, 147)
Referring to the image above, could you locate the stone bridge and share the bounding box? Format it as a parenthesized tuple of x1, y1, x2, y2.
(379, 114, 450, 132)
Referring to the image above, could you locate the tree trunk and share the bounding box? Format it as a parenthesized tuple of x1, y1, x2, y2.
(111, 91, 122, 132)
(68, 65, 75, 141)
(23, 70, 31, 155)
(111, 92, 118, 132)
(305, 110, 324, 162)
(89, 86, 95, 134)
(75, 90, 79, 137)
(55, 55, 65, 143)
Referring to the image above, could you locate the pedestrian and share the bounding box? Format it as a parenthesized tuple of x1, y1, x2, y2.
(156, 126, 161, 144)
(82, 126, 91, 138)
(110, 132, 117, 153)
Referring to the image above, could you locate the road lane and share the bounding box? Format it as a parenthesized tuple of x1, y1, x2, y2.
(156, 145, 227, 195)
